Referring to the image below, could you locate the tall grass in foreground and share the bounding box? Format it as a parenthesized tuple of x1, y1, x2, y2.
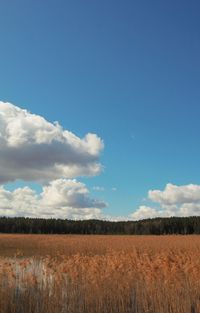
(0, 235, 200, 313)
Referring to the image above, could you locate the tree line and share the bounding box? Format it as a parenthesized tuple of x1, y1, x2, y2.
(0, 216, 200, 234)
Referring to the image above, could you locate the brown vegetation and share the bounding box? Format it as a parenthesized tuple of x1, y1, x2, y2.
(0, 235, 200, 313)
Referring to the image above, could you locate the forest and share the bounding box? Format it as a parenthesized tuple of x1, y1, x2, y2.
(0, 216, 200, 235)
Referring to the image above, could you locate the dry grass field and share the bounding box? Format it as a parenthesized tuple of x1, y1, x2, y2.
(0, 234, 200, 313)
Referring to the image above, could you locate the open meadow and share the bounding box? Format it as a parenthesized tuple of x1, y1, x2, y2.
(0, 235, 200, 313)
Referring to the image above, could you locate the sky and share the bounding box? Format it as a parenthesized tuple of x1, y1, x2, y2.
(0, 0, 200, 220)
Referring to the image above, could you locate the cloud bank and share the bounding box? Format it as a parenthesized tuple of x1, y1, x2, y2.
(0, 179, 106, 219)
(131, 183, 200, 220)
(0, 101, 104, 184)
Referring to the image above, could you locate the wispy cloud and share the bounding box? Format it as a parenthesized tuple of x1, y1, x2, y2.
(93, 186, 105, 191)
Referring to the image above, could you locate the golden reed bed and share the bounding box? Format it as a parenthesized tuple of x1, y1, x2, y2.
(0, 235, 200, 313)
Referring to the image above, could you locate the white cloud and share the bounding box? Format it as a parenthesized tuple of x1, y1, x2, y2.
(131, 183, 200, 220)
(130, 205, 161, 220)
(111, 187, 117, 191)
(0, 179, 106, 219)
(0, 101, 104, 184)
(92, 186, 105, 191)
(0, 101, 106, 219)
(149, 183, 200, 205)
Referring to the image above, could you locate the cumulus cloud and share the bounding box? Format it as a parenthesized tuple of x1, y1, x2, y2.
(131, 183, 200, 220)
(130, 205, 161, 220)
(0, 179, 106, 219)
(0, 101, 106, 219)
(0, 101, 104, 184)
(149, 183, 200, 205)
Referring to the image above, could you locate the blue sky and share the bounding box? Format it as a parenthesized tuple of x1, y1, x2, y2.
(0, 0, 200, 219)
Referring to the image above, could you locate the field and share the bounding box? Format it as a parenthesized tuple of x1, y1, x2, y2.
(0, 235, 200, 313)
